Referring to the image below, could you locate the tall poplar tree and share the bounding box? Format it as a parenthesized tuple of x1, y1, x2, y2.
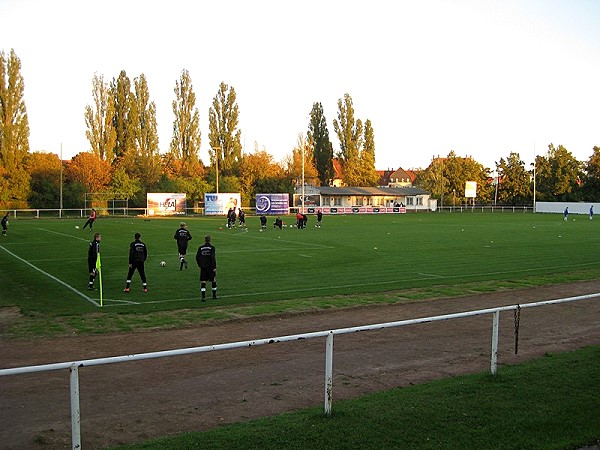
(208, 81, 242, 177)
(0, 49, 30, 206)
(84, 74, 117, 162)
(169, 69, 202, 176)
(333, 93, 363, 185)
(111, 70, 135, 162)
(307, 102, 333, 186)
(359, 119, 379, 186)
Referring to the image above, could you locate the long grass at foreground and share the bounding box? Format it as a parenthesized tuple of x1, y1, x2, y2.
(1, 212, 599, 337)
(112, 345, 600, 450)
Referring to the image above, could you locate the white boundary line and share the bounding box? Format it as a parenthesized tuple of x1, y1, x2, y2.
(0, 245, 99, 307)
(38, 228, 89, 242)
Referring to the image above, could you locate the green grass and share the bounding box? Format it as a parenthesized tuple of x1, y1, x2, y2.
(110, 345, 600, 450)
(1, 212, 599, 337)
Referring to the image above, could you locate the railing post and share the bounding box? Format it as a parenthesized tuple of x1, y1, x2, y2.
(490, 311, 500, 375)
(70, 364, 82, 449)
(324, 331, 334, 416)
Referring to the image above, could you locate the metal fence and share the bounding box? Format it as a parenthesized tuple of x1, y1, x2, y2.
(0, 205, 539, 219)
(1, 292, 597, 450)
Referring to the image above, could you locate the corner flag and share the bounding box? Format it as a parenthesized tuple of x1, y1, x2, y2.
(96, 253, 103, 307)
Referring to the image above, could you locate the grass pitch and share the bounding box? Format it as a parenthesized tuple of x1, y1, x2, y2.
(0, 211, 598, 334)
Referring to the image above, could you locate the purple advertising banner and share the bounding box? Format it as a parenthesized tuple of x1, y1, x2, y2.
(255, 193, 289, 215)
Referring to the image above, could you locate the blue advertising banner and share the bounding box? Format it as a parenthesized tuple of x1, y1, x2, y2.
(204, 193, 241, 215)
(255, 193, 289, 215)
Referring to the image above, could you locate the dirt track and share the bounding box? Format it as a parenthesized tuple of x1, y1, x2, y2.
(1, 281, 599, 449)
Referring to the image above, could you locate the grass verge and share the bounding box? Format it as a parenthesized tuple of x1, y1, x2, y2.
(111, 345, 600, 450)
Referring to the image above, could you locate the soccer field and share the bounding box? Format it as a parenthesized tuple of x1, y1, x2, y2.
(0, 212, 598, 317)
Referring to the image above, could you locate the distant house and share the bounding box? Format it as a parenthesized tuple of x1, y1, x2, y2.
(294, 185, 433, 213)
(377, 167, 417, 187)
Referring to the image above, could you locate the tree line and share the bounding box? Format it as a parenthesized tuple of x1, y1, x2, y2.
(1, 49, 599, 210)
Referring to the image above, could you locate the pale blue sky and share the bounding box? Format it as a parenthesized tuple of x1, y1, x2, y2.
(1, 0, 599, 171)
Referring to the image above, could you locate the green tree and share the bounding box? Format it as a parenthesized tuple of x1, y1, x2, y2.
(418, 156, 449, 205)
(308, 102, 333, 186)
(333, 93, 363, 185)
(417, 152, 492, 206)
(208, 81, 242, 177)
(170, 69, 202, 176)
(109, 166, 142, 203)
(111, 70, 135, 162)
(581, 146, 600, 201)
(358, 119, 379, 186)
(495, 152, 531, 205)
(120, 73, 162, 201)
(535, 144, 583, 201)
(25, 152, 61, 208)
(0, 49, 30, 207)
(85, 74, 117, 161)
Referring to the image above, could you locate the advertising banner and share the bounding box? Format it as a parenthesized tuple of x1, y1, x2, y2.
(204, 193, 241, 215)
(465, 181, 477, 198)
(147, 193, 186, 216)
(293, 194, 321, 207)
(255, 193, 289, 215)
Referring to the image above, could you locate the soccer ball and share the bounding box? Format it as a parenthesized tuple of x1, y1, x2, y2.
(75, 225, 79, 229)
(160, 261, 167, 267)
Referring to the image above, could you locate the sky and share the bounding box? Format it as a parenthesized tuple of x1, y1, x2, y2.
(1, 0, 599, 171)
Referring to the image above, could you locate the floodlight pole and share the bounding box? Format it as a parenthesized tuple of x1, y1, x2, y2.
(302, 144, 305, 214)
(532, 142, 536, 213)
(59, 143, 63, 217)
(213, 146, 221, 194)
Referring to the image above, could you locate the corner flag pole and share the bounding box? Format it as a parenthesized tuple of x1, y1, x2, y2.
(96, 253, 103, 307)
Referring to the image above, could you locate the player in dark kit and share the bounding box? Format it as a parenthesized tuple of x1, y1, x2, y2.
(174, 222, 192, 270)
(1, 212, 9, 236)
(87, 233, 101, 290)
(238, 208, 246, 228)
(316, 210, 323, 228)
(196, 235, 217, 301)
(260, 214, 267, 230)
(124, 232, 148, 292)
(274, 217, 283, 229)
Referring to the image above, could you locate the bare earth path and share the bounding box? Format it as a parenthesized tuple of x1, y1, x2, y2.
(1, 281, 599, 449)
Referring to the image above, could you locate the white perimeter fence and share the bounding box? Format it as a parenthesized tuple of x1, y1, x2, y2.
(1, 293, 599, 450)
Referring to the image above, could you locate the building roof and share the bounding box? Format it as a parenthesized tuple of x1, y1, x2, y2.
(317, 186, 429, 196)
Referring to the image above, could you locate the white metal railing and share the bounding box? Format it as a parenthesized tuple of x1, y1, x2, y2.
(0, 293, 598, 450)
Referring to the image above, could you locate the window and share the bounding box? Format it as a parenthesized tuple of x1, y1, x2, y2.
(407, 197, 414, 206)
(333, 197, 342, 206)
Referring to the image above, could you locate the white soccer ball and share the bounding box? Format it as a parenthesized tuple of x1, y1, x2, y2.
(75, 225, 79, 229)
(160, 261, 167, 267)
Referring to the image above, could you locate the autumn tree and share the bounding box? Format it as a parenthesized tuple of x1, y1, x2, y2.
(208, 81, 242, 179)
(307, 102, 333, 186)
(84, 74, 116, 161)
(283, 134, 319, 186)
(0, 49, 30, 206)
(169, 69, 202, 177)
(495, 152, 531, 205)
(65, 152, 112, 195)
(240, 146, 287, 202)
